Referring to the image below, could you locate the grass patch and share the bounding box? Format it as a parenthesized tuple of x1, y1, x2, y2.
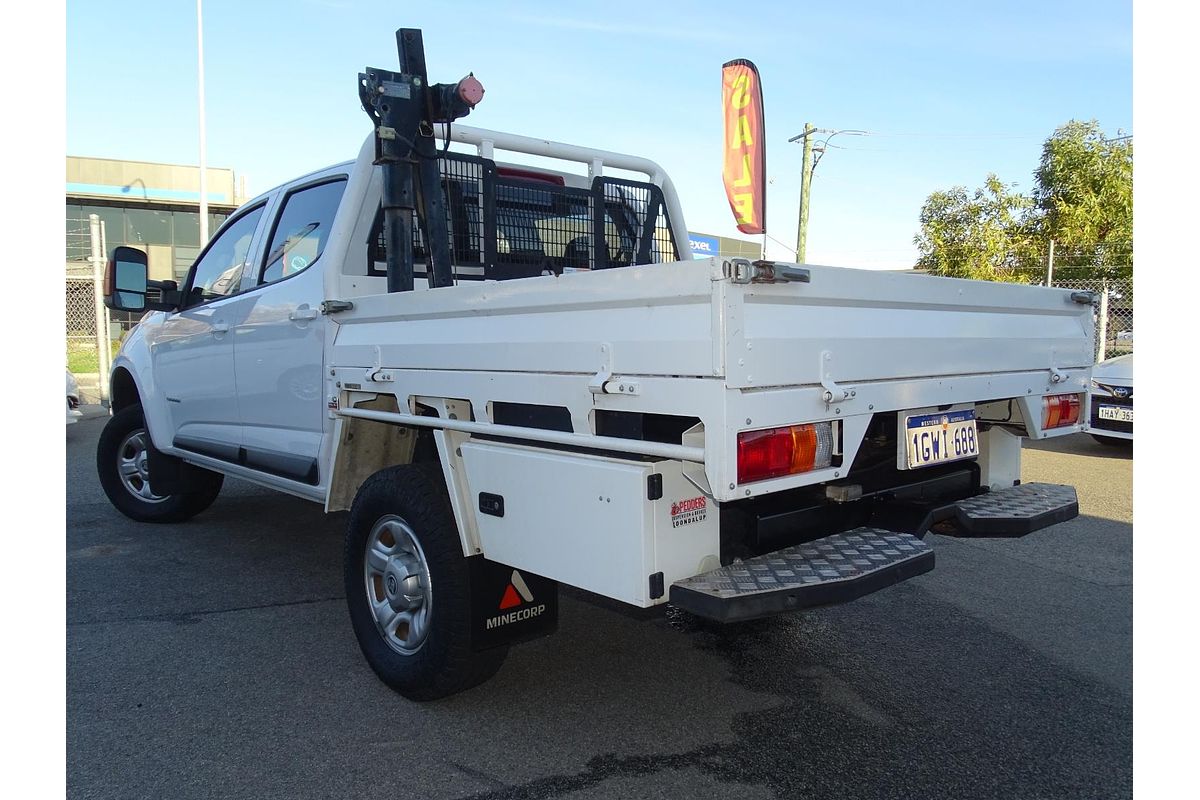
(67, 341, 121, 375)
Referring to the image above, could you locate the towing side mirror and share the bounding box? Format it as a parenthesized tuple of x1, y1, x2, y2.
(104, 246, 180, 312)
(104, 246, 148, 312)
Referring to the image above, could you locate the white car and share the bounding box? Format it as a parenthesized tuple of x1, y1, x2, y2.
(66, 370, 82, 425)
(1089, 353, 1132, 445)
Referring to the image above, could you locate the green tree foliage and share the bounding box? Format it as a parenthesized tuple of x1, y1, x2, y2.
(914, 175, 1034, 282)
(1031, 120, 1132, 280)
(914, 120, 1132, 282)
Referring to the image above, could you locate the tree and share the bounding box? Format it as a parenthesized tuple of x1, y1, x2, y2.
(913, 174, 1035, 281)
(913, 120, 1132, 283)
(1030, 120, 1132, 280)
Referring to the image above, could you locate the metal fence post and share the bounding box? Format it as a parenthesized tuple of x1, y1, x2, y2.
(1096, 281, 1109, 363)
(99, 220, 113, 375)
(88, 214, 111, 404)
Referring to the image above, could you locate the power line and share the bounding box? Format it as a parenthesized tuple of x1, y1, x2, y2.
(862, 130, 1048, 139)
(764, 232, 798, 253)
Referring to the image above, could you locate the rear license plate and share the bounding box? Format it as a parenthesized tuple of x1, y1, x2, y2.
(904, 410, 978, 469)
(1098, 405, 1133, 422)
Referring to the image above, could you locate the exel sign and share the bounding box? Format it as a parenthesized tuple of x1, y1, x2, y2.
(688, 233, 720, 259)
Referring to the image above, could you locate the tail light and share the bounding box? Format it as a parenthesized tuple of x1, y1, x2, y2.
(1042, 394, 1082, 429)
(737, 423, 834, 484)
(495, 167, 565, 186)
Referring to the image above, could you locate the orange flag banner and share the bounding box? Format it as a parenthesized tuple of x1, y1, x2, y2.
(722, 59, 766, 235)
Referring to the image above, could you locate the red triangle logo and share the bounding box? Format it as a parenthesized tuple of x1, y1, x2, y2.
(499, 583, 522, 610)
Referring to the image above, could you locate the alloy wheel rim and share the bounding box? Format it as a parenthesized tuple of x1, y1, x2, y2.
(364, 515, 432, 655)
(117, 429, 167, 503)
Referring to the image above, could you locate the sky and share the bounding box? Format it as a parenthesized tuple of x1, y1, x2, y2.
(65, 0, 1132, 269)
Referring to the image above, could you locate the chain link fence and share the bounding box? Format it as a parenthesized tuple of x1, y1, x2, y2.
(66, 276, 103, 372)
(66, 216, 114, 404)
(1050, 276, 1133, 362)
(1039, 240, 1132, 363)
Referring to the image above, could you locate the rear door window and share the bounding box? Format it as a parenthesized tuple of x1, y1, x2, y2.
(260, 178, 347, 285)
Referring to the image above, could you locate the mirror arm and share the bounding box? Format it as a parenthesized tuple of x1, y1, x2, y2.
(147, 279, 181, 311)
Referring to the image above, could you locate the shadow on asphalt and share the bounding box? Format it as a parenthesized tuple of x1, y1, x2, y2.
(1027, 433, 1133, 460)
(437, 579, 1132, 800)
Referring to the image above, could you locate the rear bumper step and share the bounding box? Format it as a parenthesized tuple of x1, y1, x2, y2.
(669, 482, 1079, 623)
(670, 528, 934, 623)
(939, 482, 1078, 537)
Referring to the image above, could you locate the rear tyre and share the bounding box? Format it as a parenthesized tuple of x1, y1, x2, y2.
(345, 462, 507, 700)
(96, 404, 224, 523)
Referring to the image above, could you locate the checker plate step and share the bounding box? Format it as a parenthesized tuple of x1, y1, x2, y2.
(669, 528, 934, 623)
(944, 482, 1077, 537)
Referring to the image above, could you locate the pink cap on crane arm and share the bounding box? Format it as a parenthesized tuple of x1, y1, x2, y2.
(456, 73, 485, 107)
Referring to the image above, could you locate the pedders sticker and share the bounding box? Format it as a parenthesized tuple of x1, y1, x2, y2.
(671, 496, 708, 528)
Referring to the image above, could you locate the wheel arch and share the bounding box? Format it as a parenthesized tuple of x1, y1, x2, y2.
(107, 353, 173, 452)
(110, 366, 140, 412)
(326, 395, 424, 513)
(326, 395, 478, 557)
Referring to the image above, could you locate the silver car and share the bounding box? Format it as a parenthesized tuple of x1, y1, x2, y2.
(1089, 354, 1132, 445)
(67, 370, 82, 425)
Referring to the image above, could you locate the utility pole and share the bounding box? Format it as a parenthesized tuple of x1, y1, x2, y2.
(1046, 239, 1055, 286)
(794, 122, 814, 263)
(789, 126, 866, 264)
(197, 0, 209, 245)
(89, 214, 111, 405)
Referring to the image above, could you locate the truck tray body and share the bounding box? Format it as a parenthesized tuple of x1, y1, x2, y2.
(330, 257, 1093, 504)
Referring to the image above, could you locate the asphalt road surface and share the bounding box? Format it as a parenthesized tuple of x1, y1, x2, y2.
(67, 417, 1132, 799)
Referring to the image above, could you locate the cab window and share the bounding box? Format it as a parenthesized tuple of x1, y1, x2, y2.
(261, 179, 347, 285)
(184, 205, 265, 306)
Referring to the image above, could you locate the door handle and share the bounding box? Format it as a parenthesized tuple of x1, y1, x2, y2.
(212, 322, 229, 335)
(289, 306, 319, 322)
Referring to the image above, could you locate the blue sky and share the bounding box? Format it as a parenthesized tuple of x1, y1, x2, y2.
(66, 0, 1131, 268)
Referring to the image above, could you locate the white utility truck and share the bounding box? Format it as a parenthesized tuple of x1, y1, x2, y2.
(99, 29, 1093, 699)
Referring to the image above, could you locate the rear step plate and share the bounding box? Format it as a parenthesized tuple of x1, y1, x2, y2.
(943, 482, 1078, 537)
(669, 528, 933, 623)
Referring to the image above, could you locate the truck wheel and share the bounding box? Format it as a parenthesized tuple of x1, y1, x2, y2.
(96, 404, 223, 523)
(345, 463, 507, 700)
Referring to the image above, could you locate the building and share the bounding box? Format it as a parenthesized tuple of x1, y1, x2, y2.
(65, 156, 248, 282)
(686, 231, 761, 261)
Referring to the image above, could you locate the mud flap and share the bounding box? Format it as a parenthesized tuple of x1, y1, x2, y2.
(468, 557, 558, 650)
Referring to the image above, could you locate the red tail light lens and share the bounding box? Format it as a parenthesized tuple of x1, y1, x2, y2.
(1042, 394, 1082, 429)
(495, 167, 565, 186)
(737, 423, 834, 484)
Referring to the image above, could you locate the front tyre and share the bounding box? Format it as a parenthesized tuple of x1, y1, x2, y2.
(96, 404, 223, 523)
(345, 463, 507, 700)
